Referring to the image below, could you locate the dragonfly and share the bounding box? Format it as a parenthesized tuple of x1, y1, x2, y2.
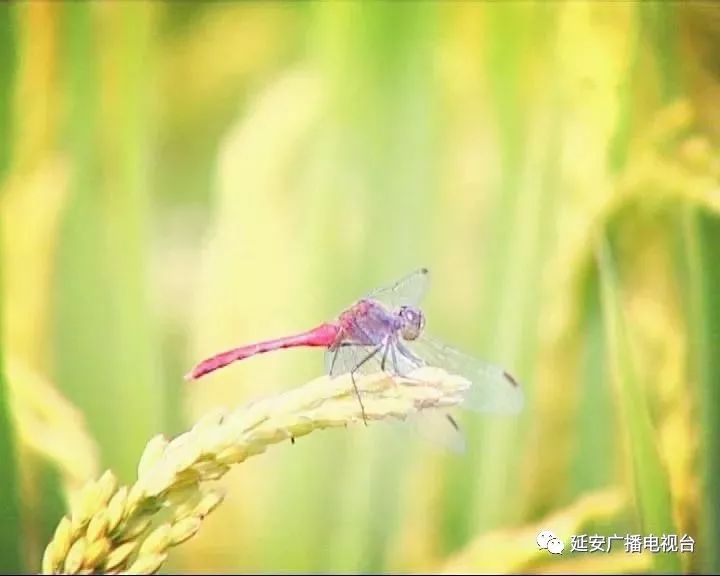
(186, 268, 524, 450)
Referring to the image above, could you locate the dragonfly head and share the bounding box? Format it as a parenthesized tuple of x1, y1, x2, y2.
(398, 305, 425, 340)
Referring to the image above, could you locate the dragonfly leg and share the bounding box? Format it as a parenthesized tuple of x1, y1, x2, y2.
(392, 340, 428, 383)
(394, 340, 424, 368)
(349, 372, 367, 426)
(380, 339, 392, 372)
(350, 343, 383, 426)
(389, 342, 437, 396)
(390, 341, 422, 380)
(380, 338, 409, 402)
(327, 330, 348, 376)
(328, 340, 366, 377)
(390, 344, 402, 376)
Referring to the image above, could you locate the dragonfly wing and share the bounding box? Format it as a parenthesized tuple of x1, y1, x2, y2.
(326, 343, 467, 452)
(365, 268, 430, 309)
(401, 410, 467, 453)
(402, 334, 525, 415)
(325, 337, 468, 452)
(324, 342, 388, 378)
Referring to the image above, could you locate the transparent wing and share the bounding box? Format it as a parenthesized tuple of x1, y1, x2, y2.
(365, 268, 430, 309)
(401, 410, 467, 453)
(385, 410, 467, 454)
(402, 334, 524, 415)
(326, 342, 468, 453)
(324, 342, 385, 378)
(324, 338, 420, 379)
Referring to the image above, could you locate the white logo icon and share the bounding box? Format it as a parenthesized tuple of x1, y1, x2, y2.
(547, 537, 564, 554)
(537, 530, 564, 555)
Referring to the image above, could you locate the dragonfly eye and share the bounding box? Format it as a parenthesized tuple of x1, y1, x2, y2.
(399, 306, 425, 340)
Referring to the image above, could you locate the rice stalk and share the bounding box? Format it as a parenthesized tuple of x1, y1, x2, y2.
(41, 367, 471, 575)
(546, 100, 719, 356)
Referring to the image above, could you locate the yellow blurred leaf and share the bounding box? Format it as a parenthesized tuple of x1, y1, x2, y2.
(520, 1, 635, 514)
(160, 4, 296, 135)
(0, 156, 69, 368)
(6, 358, 100, 498)
(181, 68, 326, 572)
(532, 550, 651, 575)
(614, 213, 699, 541)
(12, 1, 60, 174)
(437, 488, 624, 574)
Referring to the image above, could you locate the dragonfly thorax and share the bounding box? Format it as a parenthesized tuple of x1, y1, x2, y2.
(398, 305, 425, 340)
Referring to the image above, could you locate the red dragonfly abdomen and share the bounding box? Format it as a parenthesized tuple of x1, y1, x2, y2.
(186, 322, 340, 380)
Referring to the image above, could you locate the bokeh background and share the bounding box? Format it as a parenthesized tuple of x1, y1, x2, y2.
(1, 1, 720, 573)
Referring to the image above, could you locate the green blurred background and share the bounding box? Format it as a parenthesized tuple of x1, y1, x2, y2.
(1, 1, 720, 573)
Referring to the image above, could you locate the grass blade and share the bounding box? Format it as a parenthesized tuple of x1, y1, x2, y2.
(597, 235, 680, 574)
(0, 2, 15, 182)
(0, 3, 23, 572)
(55, 2, 162, 480)
(679, 207, 720, 573)
(570, 279, 615, 497)
(0, 260, 24, 572)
